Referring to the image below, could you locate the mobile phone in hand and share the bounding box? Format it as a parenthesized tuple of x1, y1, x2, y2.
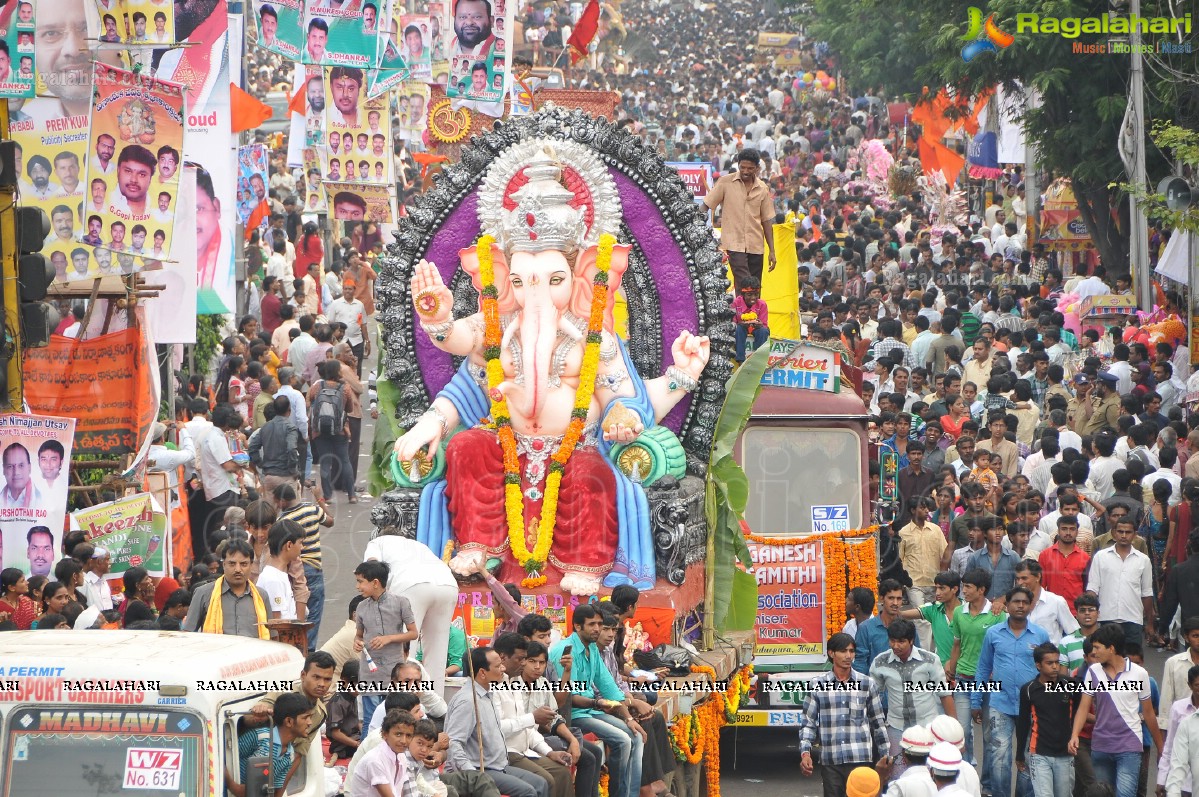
(563, 644, 572, 655)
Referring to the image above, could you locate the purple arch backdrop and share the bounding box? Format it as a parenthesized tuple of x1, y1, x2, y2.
(410, 167, 699, 432)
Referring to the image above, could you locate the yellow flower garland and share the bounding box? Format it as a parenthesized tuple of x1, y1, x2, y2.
(671, 665, 753, 797)
(479, 233, 615, 587)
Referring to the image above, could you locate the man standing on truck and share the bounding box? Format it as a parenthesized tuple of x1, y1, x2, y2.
(183, 539, 270, 638)
(800, 632, 890, 797)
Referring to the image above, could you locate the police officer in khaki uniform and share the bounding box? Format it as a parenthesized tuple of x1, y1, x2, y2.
(1080, 371, 1121, 436)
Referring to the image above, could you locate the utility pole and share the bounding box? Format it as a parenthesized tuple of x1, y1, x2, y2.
(1129, 0, 1152, 310)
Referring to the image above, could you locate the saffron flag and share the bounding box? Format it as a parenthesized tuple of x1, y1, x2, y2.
(567, 0, 600, 64)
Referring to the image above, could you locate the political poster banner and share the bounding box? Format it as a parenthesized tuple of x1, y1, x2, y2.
(302, 0, 377, 67)
(74, 493, 169, 577)
(253, 0, 302, 59)
(95, 0, 175, 45)
(746, 538, 826, 662)
(24, 326, 158, 458)
(366, 0, 410, 98)
(83, 63, 185, 277)
(399, 14, 432, 80)
(666, 162, 715, 205)
(144, 168, 197, 344)
(323, 66, 392, 185)
(323, 180, 392, 222)
(396, 81, 429, 138)
(0, 414, 75, 577)
(446, 0, 511, 105)
(236, 143, 270, 226)
(0, 0, 36, 98)
(155, 1, 236, 315)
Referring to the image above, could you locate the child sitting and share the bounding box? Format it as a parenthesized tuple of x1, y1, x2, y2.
(732, 277, 769, 362)
(406, 718, 499, 797)
(326, 660, 361, 760)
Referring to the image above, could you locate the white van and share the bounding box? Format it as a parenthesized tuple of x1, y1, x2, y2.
(0, 630, 327, 796)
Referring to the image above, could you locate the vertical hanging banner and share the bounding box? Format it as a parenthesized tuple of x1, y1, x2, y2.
(446, 0, 511, 105)
(236, 143, 270, 226)
(428, 0, 449, 85)
(303, 0, 376, 66)
(397, 81, 430, 138)
(399, 13, 432, 80)
(323, 66, 392, 184)
(84, 63, 185, 277)
(144, 167, 198, 344)
(0, 414, 75, 577)
(0, 0, 36, 98)
(253, 0, 302, 59)
(367, 0, 410, 97)
(12, 0, 124, 286)
(155, 0, 235, 315)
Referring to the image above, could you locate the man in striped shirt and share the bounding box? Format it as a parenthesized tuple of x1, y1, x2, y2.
(275, 482, 333, 650)
(800, 632, 890, 797)
(1057, 593, 1100, 676)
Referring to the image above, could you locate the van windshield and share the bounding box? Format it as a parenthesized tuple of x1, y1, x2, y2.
(4, 707, 205, 796)
(741, 426, 864, 534)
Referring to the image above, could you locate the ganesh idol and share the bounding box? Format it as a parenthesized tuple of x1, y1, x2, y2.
(394, 144, 710, 595)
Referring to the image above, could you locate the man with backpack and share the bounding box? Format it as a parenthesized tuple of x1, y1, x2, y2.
(247, 395, 302, 498)
(307, 359, 357, 504)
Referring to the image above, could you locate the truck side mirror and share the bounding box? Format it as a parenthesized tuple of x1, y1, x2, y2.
(245, 755, 272, 796)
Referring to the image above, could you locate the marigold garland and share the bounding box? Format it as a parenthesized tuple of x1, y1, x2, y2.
(481, 232, 615, 587)
(598, 773, 609, 797)
(743, 527, 879, 641)
(668, 665, 753, 797)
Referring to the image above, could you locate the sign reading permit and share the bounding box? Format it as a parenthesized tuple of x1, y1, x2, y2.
(811, 505, 850, 534)
(759, 339, 840, 393)
(124, 748, 182, 791)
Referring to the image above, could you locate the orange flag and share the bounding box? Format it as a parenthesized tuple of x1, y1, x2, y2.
(230, 83, 273, 133)
(288, 85, 307, 116)
(243, 201, 270, 239)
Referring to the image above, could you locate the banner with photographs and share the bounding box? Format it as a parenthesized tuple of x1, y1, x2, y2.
(397, 81, 430, 138)
(0, 414, 75, 577)
(253, 0, 302, 59)
(0, 0, 36, 98)
(95, 0, 175, 45)
(399, 14, 432, 80)
(323, 181, 392, 222)
(156, 2, 235, 315)
(428, 0, 449, 82)
(366, 0, 411, 97)
(446, 0, 511, 104)
(82, 63, 185, 278)
(302, 0, 377, 67)
(236, 143, 270, 226)
(323, 66, 392, 185)
(74, 493, 169, 577)
(11, 3, 124, 287)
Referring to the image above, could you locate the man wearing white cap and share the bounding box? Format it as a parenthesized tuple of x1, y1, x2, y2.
(82, 547, 114, 611)
(884, 726, 936, 796)
(927, 716, 980, 797)
(926, 742, 970, 797)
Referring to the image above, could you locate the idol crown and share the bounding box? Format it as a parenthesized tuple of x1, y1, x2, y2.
(500, 147, 587, 255)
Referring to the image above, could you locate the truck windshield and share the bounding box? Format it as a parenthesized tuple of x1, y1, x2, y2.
(741, 426, 863, 534)
(3, 707, 205, 796)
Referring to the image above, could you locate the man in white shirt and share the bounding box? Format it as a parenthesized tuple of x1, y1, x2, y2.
(257, 522, 301, 620)
(1086, 517, 1155, 649)
(1144, 447, 1183, 507)
(325, 282, 370, 373)
(147, 421, 195, 509)
(266, 238, 293, 299)
(82, 547, 115, 611)
(1088, 433, 1124, 501)
(1014, 560, 1078, 644)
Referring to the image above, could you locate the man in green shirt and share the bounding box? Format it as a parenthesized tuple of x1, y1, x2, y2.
(946, 567, 1006, 784)
(1057, 592, 1100, 676)
(549, 604, 646, 797)
(898, 570, 961, 663)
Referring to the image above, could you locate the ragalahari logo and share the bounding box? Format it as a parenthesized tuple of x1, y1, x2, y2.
(961, 7, 1015, 61)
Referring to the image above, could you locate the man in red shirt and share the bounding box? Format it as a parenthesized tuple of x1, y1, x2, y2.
(261, 276, 283, 336)
(1038, 514, 1089, 613)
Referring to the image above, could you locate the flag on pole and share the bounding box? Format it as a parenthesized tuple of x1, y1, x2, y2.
(566, 0, 600, 64)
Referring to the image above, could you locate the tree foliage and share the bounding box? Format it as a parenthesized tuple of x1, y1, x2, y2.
(1122, 122, 1199, 236)
(802, 0, 1194, 272)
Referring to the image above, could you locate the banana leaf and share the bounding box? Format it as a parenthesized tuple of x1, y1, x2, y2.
(706, 343, 773, 631)
(367, 341, 403, 496)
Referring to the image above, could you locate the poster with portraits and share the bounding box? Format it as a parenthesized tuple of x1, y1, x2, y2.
(446, 0, 511, 104)
(156, 2, 236, 315)
(0, 414, 75, 578)
(323, 66, 392, 184)
(144, 168, 197, 344)
(253, 0, 302, 59)
(302, 0, 377, 67)
(0, 0, 36, 98)
(236, 143, 270, 226)
(399, 14, 432, 80)
(427, 1, 449, 86)
(323, 181, 391, 222)
(397, 81, 430, 138)
(82, 63, 185, 279)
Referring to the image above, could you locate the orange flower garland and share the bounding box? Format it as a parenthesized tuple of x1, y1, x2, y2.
(598, 773, 610, 797)
(665, 665, 753, 797)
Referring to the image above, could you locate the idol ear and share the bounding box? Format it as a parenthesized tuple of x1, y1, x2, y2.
(569, 243, 630, 330)
(459, 243, 515, 313)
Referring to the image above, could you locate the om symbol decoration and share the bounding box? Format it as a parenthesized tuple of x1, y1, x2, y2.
(429, 100, 471, 145)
